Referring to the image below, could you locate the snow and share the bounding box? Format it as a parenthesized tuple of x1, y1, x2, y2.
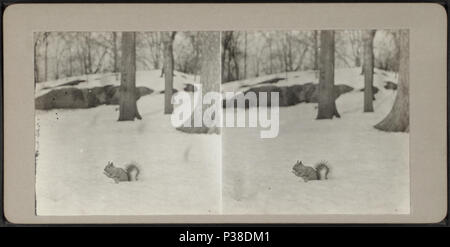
(221, 68, 409, 214)
(35, 70, 218, 215)
(36, 67, 408, 216)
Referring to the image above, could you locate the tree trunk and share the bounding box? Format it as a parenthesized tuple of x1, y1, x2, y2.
(221, 36, 226, 82)
(363, 30, 376, 112)
(112, 32, 119, 73)
(283, 34, 289, 73)
(316, 30, 340, 119)
(375, 30, 409, 132)
(355, 56, 361, 67)
(244, 32, 247, 79)
(118, 32, 142, 121)
(69, 55, 73, 77)
(55, 59, 59, 80)
(77, 40, 87, 75)
(44, 33, 49, 81)
(287, 33, 293, 71)
(227, 52, 232, 81)
(360, 52, 366, 75)
(255, 59, 260, 77)
(163, 32, 175, 114)
(34, 35, 40, 83)
(269, 41, 273, 74)
(392, 31, 401, 73)
(177, 32, 220, 134)
(313, 30, 319, 71)
(85, 34, 92, 74)
(193, 33, 200, 76)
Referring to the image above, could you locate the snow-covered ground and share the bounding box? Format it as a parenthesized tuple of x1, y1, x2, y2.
(36, 67, 409, 215)
(35, 70, 220, 215)
(222, 68, 409, 214)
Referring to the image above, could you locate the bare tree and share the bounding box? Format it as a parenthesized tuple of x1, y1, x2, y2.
(34, 33, 42, 83)
(313, 30, 319, 71)
(43, 32, 50, 81)
(243, 31, 248, 79)
(162, 31, 176, 114)
(177, 32, 220, 134)
(375, 30, 409, 132)
(112, 32, 119, 73)
(363, 30, 376, 112)
(188, 32, 201, 76)
(222, 31, 241, 82)
(316, 30, 340, 119)
(285, 32, 293, 72)
(265, 33, 274, 75)
(84, 33, 93, 74)
(118, 32, 142, 121)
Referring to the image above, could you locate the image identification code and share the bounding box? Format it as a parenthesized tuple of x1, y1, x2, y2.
(179, 231, 270, 245)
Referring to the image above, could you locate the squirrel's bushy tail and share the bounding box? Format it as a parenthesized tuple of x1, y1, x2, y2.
(125, 163, 140, 181)
(315, 160, 330, 180)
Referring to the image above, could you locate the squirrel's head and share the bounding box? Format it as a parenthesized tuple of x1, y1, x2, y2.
(104, 161, 114, 172)
(292, 160, 304, 174)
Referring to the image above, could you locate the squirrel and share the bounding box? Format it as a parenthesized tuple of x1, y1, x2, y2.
(103, 161, 140, 183)
(292, 160, 330, 182)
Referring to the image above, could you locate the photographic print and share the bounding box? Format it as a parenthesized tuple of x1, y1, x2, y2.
(221, 30, 410, 214)
(34, 29, 409, 215)
(34, 31, 221, 215)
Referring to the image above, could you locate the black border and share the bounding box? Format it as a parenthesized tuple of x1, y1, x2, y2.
(0, 0, 448, 230)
